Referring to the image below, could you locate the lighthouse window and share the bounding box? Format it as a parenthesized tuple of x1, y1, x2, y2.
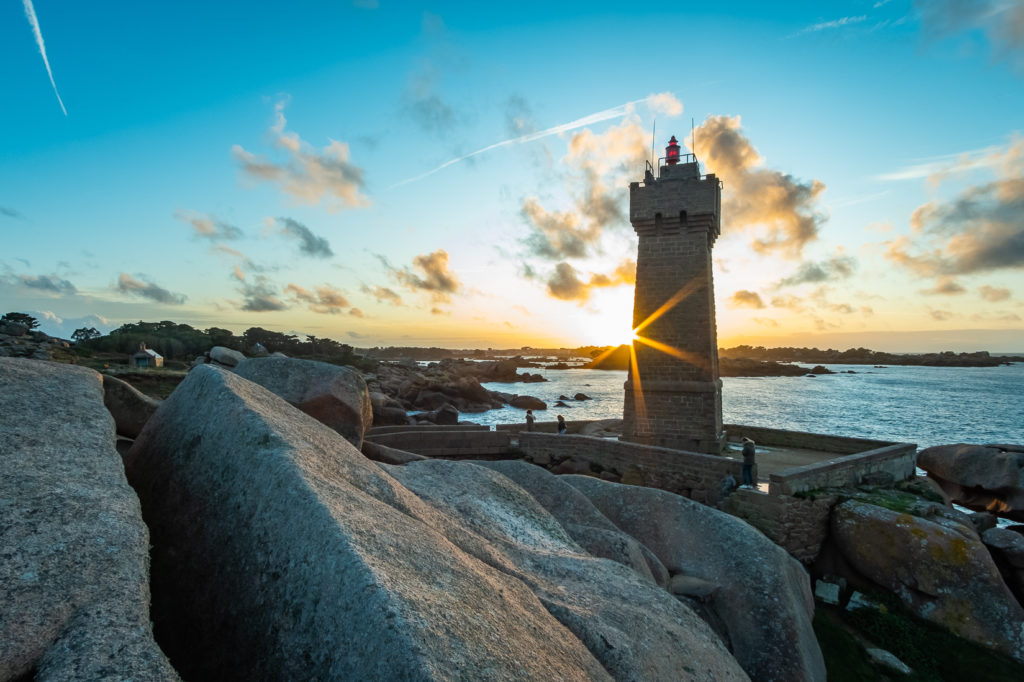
(679, 210, 687, 225)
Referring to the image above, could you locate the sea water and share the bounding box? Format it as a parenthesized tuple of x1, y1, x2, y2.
(477, 363, 1024, 448)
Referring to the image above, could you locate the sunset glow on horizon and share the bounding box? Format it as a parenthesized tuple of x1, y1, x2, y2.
(3, 2, 1023, 352)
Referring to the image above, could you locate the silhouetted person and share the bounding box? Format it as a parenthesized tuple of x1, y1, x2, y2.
(557, 415, 567, 434)
(741, 437, 756, 488)
(525, 409, 535, 431)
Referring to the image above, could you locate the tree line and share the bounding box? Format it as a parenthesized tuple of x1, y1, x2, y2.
(72, 319, 370, 368)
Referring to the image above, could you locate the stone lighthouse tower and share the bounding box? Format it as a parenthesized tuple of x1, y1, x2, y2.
(622, 136, 726, 454)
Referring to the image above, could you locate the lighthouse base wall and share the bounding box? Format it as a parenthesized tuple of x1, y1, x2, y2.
(621, 378, 726, 454)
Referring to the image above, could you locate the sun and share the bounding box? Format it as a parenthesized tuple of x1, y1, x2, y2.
(573, 288, 637, 346)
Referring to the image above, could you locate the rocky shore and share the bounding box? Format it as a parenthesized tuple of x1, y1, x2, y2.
(4, 350, 1024, 679)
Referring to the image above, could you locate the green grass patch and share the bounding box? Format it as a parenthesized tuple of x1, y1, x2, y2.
(813, 608, 879, 681)
(815, 596, 1024, 681)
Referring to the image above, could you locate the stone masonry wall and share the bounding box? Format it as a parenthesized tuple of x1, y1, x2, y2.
(367, 424, 491, 436)
(768, 444, 917, 495)
(364, 430, 511, 457)
(623, 381, 723, 452)
(497, 420, 601, 435)
(723, 423, 897, 455)
(720, 490, 838, 565)
(518, 432, 741, 506)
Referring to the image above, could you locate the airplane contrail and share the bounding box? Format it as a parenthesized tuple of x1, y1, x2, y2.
(23, 0, 67, 116)
(389, 98, 647, 189)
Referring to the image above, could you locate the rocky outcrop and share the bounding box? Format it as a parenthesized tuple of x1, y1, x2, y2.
(102, 373, 162, 438)
(125, 365, 620, 681)
(563, 476, 825, 682)
(234, 356, 372, 448)
(361, 360, 547, 419)
(0, 326, 73, 361)
(0, 358, 177, 681)
(510, 395, 547, 410)
(918, 443, 1024, 519)
(209, 345, 245, 367)
(831, 499, 1024, 663)
(437, 357, 546, 383)
(384, 460, 748, 681)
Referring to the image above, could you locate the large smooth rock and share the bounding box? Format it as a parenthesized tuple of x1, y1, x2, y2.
(234, 355, 372, 448)
(0, 358, 177, 681)
(563, 476, 825, 682)
(384, 459, 748, 681)
(472, 460, 666, 585)
(984, 528, 1024, 569)
(918, 443, 1024, 516)
(209, 345, 245, 367)
(125, 365, 610, 681)
(983, 527, 1024, 606)
(832, 499, 1024, 662)
(102, 373, 162, 438)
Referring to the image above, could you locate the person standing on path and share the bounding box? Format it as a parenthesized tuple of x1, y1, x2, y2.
(525, 409, 535, 431)
(741, 437, 756, 488)
(557, 415, 567, 434)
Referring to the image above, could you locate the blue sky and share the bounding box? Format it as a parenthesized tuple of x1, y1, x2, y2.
(3, 1, 1023, 351)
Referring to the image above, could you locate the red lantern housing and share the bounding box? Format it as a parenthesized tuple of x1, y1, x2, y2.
(665, 135, 681, 165)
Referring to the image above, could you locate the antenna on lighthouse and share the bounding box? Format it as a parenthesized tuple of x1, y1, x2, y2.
(651, 119, 656, 167)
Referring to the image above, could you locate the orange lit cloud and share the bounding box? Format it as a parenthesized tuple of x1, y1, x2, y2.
(383, 249, 462, 304)
(116, 273, 186, 305)
(886, 136, 1024, 288)
(361, 284, 404, 306)
(174, 209, 242, 241)
(546, 259, 636, 302)
(233, 99, 368, 211)
(979, 285, 1011, 302)
(728, 290, 765, 309)
(689, 115, 826, 256)
(919, 276, 966, 296)
(521, 117, 647, 261)
(285, 282, 361, 315)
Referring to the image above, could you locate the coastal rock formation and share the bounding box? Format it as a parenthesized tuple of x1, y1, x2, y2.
(102, 373, 162, 438)
(234, 356, 372, 448)
(510, 395, 547, 410)
(362, 360, 547, 419)
(831, 499, 1024, 663)
(384, 459, 748, 681)
(0, 358, 177, 681)
(563, 476, 826, 682)
(918, 443, 1024, 519)
(126, 365, 617, 681)
(437, 357, 546, 383)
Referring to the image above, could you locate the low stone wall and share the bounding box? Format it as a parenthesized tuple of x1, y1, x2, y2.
(368, 424, 491, 436)
(724, 423, 895, 455)
(720, 489, 838, 565)
(364, 429, 512, 457)
(768, 444, 917, 496)
(497, 420, 595, 435)
(518, 433, 742, 506)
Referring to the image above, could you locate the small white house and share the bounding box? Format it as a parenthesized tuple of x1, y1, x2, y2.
(129, 342, 163, 368)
